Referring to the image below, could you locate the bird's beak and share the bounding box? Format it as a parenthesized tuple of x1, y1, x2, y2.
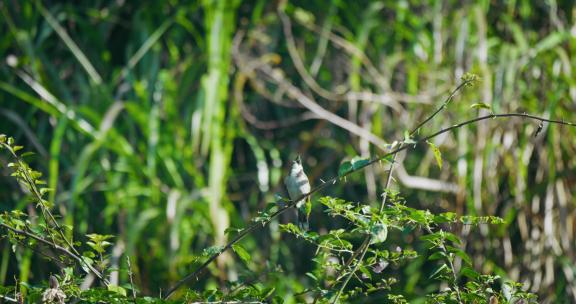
(295, 155, 302, 165)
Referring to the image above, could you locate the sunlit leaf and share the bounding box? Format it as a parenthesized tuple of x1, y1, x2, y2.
(470, 103, 492, 110)
(107, 285, 127, 297)
(427, 141, 442, 169)
(232, 244, 251, 263)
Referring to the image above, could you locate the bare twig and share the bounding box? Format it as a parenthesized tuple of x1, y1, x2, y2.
(0, 294, 18, 303)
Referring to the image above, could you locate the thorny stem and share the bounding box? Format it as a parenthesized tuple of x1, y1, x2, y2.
(163, 112, 576, 299)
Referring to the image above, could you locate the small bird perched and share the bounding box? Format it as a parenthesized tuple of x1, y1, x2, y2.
(284, 155, 312, 231)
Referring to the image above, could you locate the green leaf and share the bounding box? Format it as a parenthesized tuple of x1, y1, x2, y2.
(338, 160, 353, 177)
(426, 141, 442, 169)
(202, 245, 224, 257)
(338, 156, 371, 177)
(429, 264, 449, 279)
(305, 272, 318, 281)
(370, 223, 388, 244)
(460, 266, 480, 280)
(20, 152, 35, 158)
(107, 285, 127, 297)
(442, 232, 461, 245)
(434, 212, 457, 223)
(447, 246, 472, 265)
(224, 227, 242, 235)
(403, 131, 416, 144)
(470, 103, 492, 110)
(428, 252, 446, 261)
(461, 73, 480, 86)
(232, 244, 251, 263)
(39, 188, 54, 196)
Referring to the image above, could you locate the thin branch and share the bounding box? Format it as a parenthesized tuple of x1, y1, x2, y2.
(0, 294, 18, 303)
(1, 223, 86, 271)
(0, 143, 109, 285)
(320, 80, 471, 303)
(163, 112, 576, 299)
(163, 205, 291, 299)
(424, 226, 462, 302)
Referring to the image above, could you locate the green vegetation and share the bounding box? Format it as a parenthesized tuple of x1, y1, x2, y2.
(1, 1, 575, 303)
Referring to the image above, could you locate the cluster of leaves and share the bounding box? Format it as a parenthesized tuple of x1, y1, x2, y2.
(277, 192, 537, 303)
(0, 135, 138, 302)
(0, 135, 295, 302)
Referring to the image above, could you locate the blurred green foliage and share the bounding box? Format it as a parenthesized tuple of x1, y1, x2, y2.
(1, 0, 575, 302)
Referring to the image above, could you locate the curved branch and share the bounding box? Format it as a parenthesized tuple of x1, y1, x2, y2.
(163, 112, 575, 299)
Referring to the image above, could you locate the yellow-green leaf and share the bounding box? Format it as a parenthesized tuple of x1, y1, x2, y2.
(107, 285, 127, 297)
(427, 141, 442, 169)
(470, 103, 492, 110)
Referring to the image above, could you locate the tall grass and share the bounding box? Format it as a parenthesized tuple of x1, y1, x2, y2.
(0, 0, 575, 301)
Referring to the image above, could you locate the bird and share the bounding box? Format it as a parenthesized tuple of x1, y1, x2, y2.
(284, 155, 312, 231)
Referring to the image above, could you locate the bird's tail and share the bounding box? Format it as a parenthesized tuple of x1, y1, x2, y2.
(297, 204, 309, 232)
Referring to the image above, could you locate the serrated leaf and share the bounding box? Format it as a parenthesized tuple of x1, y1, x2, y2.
(470, 103, 492, 110)
(427, 141, 442, 169)
(232, 244, 251, 263)
(293, 7, 315, 25)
